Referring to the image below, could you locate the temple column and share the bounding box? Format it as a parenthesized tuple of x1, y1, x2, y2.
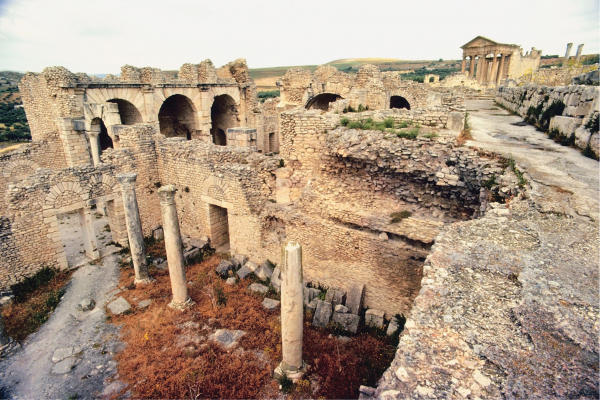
(476, 56, 483, 83)
(563, 43, 573, 66)
(158, 185, 193, 309)
(575, 44, 584, 63)
(491, 53, 499, 84)
(117, 172, 154, 285)
(88, 125, 101, 166)
(461, 56, 466, 73)
(469, 55, 476, 78)
(497, 54, 506, 85)
(275, 241, 305, 379)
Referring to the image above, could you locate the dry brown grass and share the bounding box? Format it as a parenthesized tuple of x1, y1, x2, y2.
(110, 244, 396, 399)
(1, 269, 74, 341)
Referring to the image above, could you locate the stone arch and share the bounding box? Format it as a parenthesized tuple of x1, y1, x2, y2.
(210, 94, 239, 145)
(106, 99, 143, 125)
(390, 96, 411, 110)
(84, 87, 146, 122)
(158, 94, 198, 139)
(390, 89, 419, 109)
(89, 173, 119, 199)
(44, 180, 89, 209)
(201, 175, 232, 206)
(2, 159, 40, 180)
(305, 93, 343, 110)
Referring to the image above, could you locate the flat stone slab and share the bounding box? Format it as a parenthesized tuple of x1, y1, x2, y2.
(209, 329, 245, 349)
(255, 263, 273, 281)
(248, 283, 268, 294)
(52, 347, 73, 363)
(345, 283, 365, 315)
(52, 357, 76, 374)
(107, 296, 131, 315)
(325, 287, 346, 308)
(245, 261, 258, 271)
(262, 298, 280, 310)
(236, 265, 253, 279)
(225, 277, 236, 285)
(137, 299, 152, 309)
(216, 260, 234, 277)
(332, 312, 360, 333)
(313, 299, 332, 328)
(365, 309, 385, 328)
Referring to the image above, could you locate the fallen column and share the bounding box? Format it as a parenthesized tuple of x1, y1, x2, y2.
(275, 241, 306, 380)
(158, 185, 193, 310)
(117, 172, 154, 285)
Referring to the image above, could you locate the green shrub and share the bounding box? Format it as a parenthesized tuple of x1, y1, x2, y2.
(276, 372, 294, 394)
(581, 144, 599, 160)
(340, 117, 349, 126)
(11, 267, 58, 303)
(585, 114, 599, 134)
(383, 118, 394, 128)
(357, 104, 366, 112)
(257, 90, 280, 103)
(348, 121, 361, 129)
(278, 159, 285, 168)
(390, 211, 412, 223)
(481, 174, 497, 189)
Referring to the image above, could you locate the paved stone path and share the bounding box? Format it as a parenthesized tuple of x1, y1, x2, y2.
(466, 99, 599, 221)
(0, 253, 127, 400)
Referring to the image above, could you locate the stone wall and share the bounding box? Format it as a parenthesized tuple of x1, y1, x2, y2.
(273, 107, 504, 316)
(507, 48, 542, 79)
(0, 164, 125, 290)
(516, 64, 599, 86)
(496, 84, 599, 154)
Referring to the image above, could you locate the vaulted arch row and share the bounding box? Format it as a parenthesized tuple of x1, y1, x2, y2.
(388, 90, 420, 110)
(206, 88, 242, 146)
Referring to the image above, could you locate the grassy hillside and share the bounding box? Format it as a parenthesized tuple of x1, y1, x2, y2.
(250, 58, 461, 90)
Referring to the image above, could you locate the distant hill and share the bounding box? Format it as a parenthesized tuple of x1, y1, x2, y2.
(250, 58, 460, 91)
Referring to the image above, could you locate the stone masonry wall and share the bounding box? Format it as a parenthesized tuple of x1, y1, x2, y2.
(496, 84, 599, 154)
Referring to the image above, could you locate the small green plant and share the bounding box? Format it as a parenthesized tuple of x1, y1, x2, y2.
(214, 281, 227, 306)
(276, 372, 294, 394)
(347, 121, 361, 129)
(581, 144, 599, 160)
(585, 114, 599, 134)
(481, 174, 497, 189)
(278, 159, 285, 168)
(396, 128, 419, 140)
(357, 104, 366, 112)
(422, 131, 438, 139)
(10, 267, 57, 303)
(340, 117, 349, 126)
(266, 259, 277, 269)
(390, 211, 412, 223)
(383, 118, 394, 128)
(327, 321, 350, 336)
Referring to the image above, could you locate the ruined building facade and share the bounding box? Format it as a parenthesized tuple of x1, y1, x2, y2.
(0, 59, 507, 318)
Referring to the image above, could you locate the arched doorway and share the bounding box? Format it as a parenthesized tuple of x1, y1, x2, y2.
(210, 94, 238, 145)
(107, 99, 143, 125)
(158, 95, 197, 139)
(305, 93, 342, 110)
(214, 129, 227, 146)
(390, 96, 411, 110)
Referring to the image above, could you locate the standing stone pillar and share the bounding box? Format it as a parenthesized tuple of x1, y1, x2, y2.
(88, 126, 101, 167)
(491, 53, 499, 84)
(79, 207, 100, 260)
(469, 55, 476, 78)
(117, 173, 153, 285)
(476, 56, 484, 83)
(497, 54, 506, 85)
(563, 43, 573, 66)
(158, 185, 193, 309)
(275, 241, 306, 379)
(461, 56, 466, 73)
(575, 44, 584, 63)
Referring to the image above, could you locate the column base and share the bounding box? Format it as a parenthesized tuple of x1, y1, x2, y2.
(168, 297, 195, 310)
(274, 361, 308, 382)
(134, 276, 156, 285)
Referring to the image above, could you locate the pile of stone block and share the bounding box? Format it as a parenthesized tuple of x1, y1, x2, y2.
(306, 282, 393, 335)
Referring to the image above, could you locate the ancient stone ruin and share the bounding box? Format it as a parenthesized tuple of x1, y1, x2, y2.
(0, 49, 598, 398)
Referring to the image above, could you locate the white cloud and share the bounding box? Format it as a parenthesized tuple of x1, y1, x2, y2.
(0, 0, 597, 73)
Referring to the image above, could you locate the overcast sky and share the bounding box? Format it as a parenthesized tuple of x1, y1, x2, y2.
(0, 0, 598, 74)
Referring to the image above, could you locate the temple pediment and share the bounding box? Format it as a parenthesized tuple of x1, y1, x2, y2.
(461, 36, 499, 49)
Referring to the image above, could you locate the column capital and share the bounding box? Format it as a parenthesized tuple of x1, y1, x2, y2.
(158, 185, 177, 205)
(116, 172, 138, 188)
(88, 130, 100, 138)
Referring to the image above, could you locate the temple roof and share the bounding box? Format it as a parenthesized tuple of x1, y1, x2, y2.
(461, 36, 519, 49)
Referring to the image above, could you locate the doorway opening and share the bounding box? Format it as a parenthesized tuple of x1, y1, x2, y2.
(208, 204, 230, 252)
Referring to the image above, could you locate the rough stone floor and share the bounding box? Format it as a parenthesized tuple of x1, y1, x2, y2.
(0, 211, 127, 399)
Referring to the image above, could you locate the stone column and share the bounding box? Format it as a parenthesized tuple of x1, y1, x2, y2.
(575, 44, 584, 63)
(491, 53, 499, 84)
(476, 56, 484, 83)
(563, 43, 573, 66)
(78, 207, 100, 260)
(469, 55, 476, 78)
(158, 185, 193, 309)
(88, 127, 101, 167)
(117, 172, 153, 285)
(497, 54, 506, 85)
(461, 56, 466, 73)
(275, 241, 305, 379)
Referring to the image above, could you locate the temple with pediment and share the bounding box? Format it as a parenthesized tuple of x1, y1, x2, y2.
(460, 36, 541, 86)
